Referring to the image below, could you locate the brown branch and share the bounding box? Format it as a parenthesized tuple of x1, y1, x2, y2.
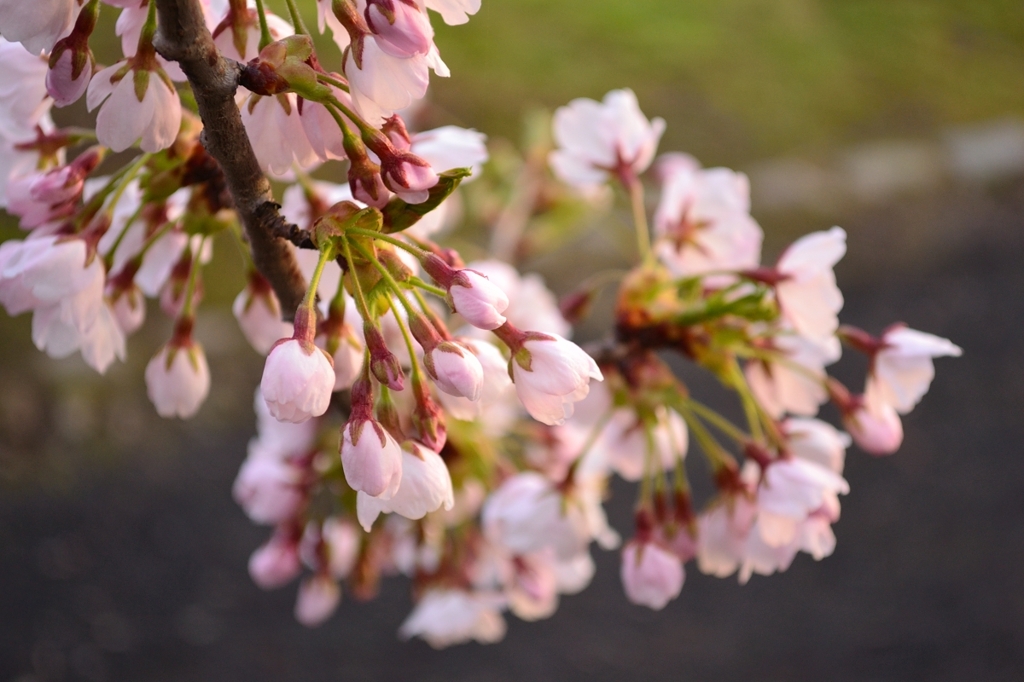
(153, 0, 308, 320)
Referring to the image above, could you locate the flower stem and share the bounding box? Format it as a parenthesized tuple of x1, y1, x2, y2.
(684, 399, 749, 444)
(179, 236, 206, 320)
(253, 0, 273, 50)
(345, 227, 430, 261)
(283, 0, 310, 36)
(627, 176, 653, 265)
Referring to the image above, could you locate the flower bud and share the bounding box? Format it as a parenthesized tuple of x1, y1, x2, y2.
(260, 337, 336, 423)
(341, 418, 403, 498)
(424, 341, 484, 401)
(364, 322, 405, 390)
(249, 531, 302, 589)
(843, 394, 903, 456)
(500, 327, 604, 426)
(355, 441, 454, 530)
(620, 539, 684, 610)
(233, 271, 293, 355)
(145, 333, 211, 419)
(447, 270, 509, 330)
(365, 0, 433, 59)
(295, 574, 341, 627)
(381, 151, 438, 204)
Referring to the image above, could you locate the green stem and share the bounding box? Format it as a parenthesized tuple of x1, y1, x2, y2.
(315, 72, 350, 92)
(253, 0, 273, 50)
(102, 204, 144, 270)
(179, 237, 205, 320)
(346, 227, 429, 261)
(340, 236, 374, 322)
(389, 298, 423, 381)
(301, 245, 334, 311)
(684, 399, 749, 444)
(627, 176, 653, 265)
(283, 0, 310, 35)
(350, 239, 417, 319)
(677, 404, 735, 473)
(408, 277, 447, 298)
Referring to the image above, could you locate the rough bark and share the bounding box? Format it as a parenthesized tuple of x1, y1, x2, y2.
(153, 0, 308, 319)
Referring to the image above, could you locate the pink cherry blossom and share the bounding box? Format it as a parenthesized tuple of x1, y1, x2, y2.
(398, 589, 506, 649)
(588, 406, 688, 481)
(746, 333, 840, 418)
(411, 125, 488, 178)
(781, 417, 850, 474)
(233, 453, 305, 525)
(424, 0, 480, 25)
(87, 62, 182, 153)
(425, 341, 484, 400)
(240, 93, 318, 176)
(365, 0, 434, 58)
(867, 325, 961, 414)
(341, 418, 404, 499)
(695, 494, 756, 579)
(294, 574, 341, 627)
(755, 457, 848, 547)
(344, 36, 443, 125)
(145, 338, 210, 418)
(653, 156, 762, 278)
(448, 270, 509, 330)
(249, 531, 301, 589)
(46, 47, 92, 107)
(356, 441, 455, 530)
(549, 89, 665, 191)
(233, 275, 292, 355)
(260, 338, 336, 423)
(510, 334, 603, 426)
(0, 0, 80, 55)
(774, 227, 847, 343)
(467, 260, 571, 337)
(108, 282, 146, 335)
(0, 39, 51, 139)
(621, 540, 684, 610)
(843, 387, 904, 455)
(436, 337, 512, 421)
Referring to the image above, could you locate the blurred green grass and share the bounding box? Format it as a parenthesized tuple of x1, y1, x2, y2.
(423, 0, 1024, 164)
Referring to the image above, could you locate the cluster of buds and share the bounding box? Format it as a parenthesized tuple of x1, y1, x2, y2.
(0, 0, 960, 650)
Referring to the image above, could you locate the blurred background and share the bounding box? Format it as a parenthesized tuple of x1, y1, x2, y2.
(2, 1, 1023, 679)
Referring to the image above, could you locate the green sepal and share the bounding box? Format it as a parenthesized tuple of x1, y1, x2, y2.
(381, 168, 471, 234)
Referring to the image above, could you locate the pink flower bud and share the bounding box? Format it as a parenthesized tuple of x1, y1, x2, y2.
(365, 0, 433, 59)
(47, 47, 92, 107)
(145, 337, 211, 419)
(425, 341, 484, 401)
(233, 455, 305, 525)
(507, 332, 604, 426)
(382, 152, 438, 204)
(294, 574, 341, 627)
(233, 273, 292, 355)
(448, 270, 509, 330)
(341, 418, 403, 499)
(843, 392, 904, 455)
(356, 441, 454, 530)
(249, 532, 301, 589)
(108, 282, 146, 335)
(620, 539, 684, 610)
(260, 338, 336, 423)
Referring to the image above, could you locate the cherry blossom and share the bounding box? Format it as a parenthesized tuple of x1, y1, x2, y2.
(87, 61, 182, 153)
(621, 539, 684, 610)
(773, 227, 847, 344)
(549, 89, 665, 191)
(867, 325, 962, 414)
(399, 589, 506, 648)
(145, 337, 211, 419)
(355, 441, 454, 529)
(0, 0, 80, 55)
(509, 334, 603, 426)
(260, 337, 336, 423)
(341, 417, 404, 499)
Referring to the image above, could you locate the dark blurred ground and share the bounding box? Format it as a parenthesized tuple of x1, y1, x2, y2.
(0, 172, 1021, 681)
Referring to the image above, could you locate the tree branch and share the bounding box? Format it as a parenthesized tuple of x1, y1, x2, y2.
(153, 0, 309, 320)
